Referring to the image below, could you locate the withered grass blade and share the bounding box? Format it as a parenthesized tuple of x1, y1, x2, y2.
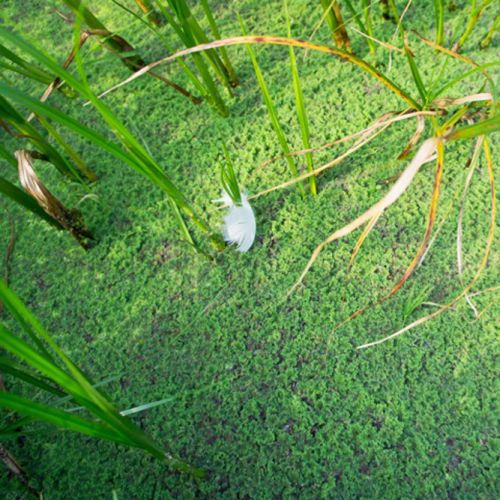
(94, 36, 421, 109)
(348, 212, 381, 270)
(397, 114, 425, 159)
(252, 110, 437, 179)
(335, 138, 445, 328)
(356, 137, 495, 349)
(15, 151, 93, 249)
(288, 137, 439, 296)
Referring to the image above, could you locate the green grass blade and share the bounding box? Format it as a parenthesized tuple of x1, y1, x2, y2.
(0, 95, 85, 183)
(455, 0, 494, 51)
(0, 281, 203, 475)
(285, 0, 316, 195)
(167, 0, 232, 89)
(0, 42, 53, 84)
(433, 0, 444, 45)
(0, 175, 63, 228)
(403, 36, 428, 104)
(0, 356, 65, 397)
(68, 396, 175, 416)
(0, 392, 131, 446)
(36, 115, 97, 182)
(200, 0, 238, 85)
(447, 115, 500, 140)
(220, 143, 241, 204)
(239, 19, 303, 194)
(480, 13, 499, 48)
(343, 0, 376, 55)
(120, 397, 174, 416)
(429, 61, 500, 100)
(0, 281, 59, 363)
(0, 374, 122, 436)
(109, 0, 207, 99)
(154, 0, 228, 114)
(0, 322, 152, 437)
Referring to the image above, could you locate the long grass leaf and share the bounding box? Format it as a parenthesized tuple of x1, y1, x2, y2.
(285, 0, 316, 195)
(403, 35, 427, 103)
(94, 35, 421, 109)
(200, 0, 238, 85)
(0, 392, 130, 445)
(0, 175, 63, 228)
(239, 21, 303, 192)
(433, 0, 444, 45)
(0, 356, 65, 397)
(447, 115, 500, 141)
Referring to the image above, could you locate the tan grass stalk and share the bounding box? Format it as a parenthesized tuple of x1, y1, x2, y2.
(16, 150, 93, 248)
(288, 137, 439, 295)
(348, 212, 381, 269)
(351, 27, 404, 53)
(251, 118, 395, 201)
(93, 36, 420, 109)
(433, 92, 492, 107)
(397, 114, 425, 159)
(356, 138, 495, 349)
(254, 110, 438, 175)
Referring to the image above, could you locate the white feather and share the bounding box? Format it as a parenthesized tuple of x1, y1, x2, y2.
(214, 191, 256, 252)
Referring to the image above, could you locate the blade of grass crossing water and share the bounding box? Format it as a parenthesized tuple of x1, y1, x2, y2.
(153, 0, 228, 115)
(0, 175, 63, 228)
(200, 0, 238, 85)
(433, 0, 444, 45)
(403, 35, 428, 104)
(239, 19, 304, 194)
(285, 0, 316, 195)
(0, 281, 204, 476)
